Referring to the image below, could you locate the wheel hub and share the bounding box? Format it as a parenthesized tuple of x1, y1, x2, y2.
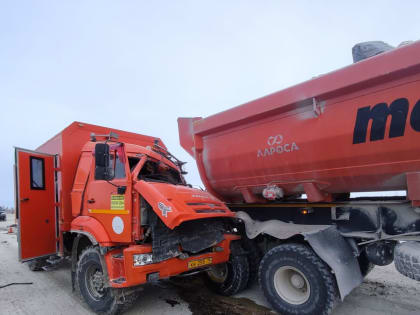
(273, 266, 310, 305)
(85, 265, 106, 300)
(206, 263, 228, 283)
(92, 270, 105, 292)
(290, 273, 305, 289)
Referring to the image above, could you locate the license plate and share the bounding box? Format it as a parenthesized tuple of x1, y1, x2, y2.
(188, 257, 213, 269)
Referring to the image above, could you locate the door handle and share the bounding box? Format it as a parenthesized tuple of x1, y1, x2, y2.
(87, 198, 95, 204)
(20, 198, 29, 202)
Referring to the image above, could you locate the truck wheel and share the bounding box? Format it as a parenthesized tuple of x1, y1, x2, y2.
(358, 251, 374, 277)
(76, 246, 135, 314)
(259, 243, 338, 315)
(241, 236, 261, 287)
(204, 254, 249, 296)
(394, 241, 420, 281)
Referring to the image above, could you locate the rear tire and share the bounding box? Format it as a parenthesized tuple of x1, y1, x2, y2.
(76, 246, 136, 314)
(241, 236, 262, 288)
(394, 241, 420, 281)
(358, 251, 375, 277)
(204, 253, 249, 296)
(259, 243, 338, 315)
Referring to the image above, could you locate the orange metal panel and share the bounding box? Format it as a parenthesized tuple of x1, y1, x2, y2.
(134, 181, 234, 229)
(15, 149, 57, 261)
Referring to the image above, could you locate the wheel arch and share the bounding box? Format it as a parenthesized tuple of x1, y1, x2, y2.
(71, 216, 112, 245)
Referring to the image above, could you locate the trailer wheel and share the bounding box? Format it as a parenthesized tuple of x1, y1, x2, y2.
(358, 251, 375, 277)
(259, 243, 338, 315)
(204, 254, 249, 296)
(241, 236, 262, 287)
(394, 241, 420, 281)
(76, 246, 136, 314)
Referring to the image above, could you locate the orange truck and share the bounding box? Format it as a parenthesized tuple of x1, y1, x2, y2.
(14, 122, 250, 314)
(178, 41, 420, 315)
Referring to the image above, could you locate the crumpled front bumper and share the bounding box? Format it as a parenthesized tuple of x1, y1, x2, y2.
(104, 234, 240, 288)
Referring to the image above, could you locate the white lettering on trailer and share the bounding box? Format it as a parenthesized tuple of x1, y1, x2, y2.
(257, 135, 299, 158)
(112, 216, 124, 234)
(267, 134, 283, 146)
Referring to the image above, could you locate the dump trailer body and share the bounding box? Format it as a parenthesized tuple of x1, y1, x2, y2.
(178, 41, 420, 205)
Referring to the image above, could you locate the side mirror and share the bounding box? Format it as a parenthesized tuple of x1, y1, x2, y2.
(95, 143, 110, 180)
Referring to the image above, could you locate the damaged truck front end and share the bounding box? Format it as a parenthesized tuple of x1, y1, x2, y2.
(15, 124, 250, 315)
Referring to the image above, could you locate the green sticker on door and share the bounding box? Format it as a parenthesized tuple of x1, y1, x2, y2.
(111, 195, 125, 210)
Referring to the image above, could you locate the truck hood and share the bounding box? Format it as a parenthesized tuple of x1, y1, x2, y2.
(134, 181, 234, 229)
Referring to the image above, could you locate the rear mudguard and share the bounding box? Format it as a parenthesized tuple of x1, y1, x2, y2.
(236, 211, 363, 300)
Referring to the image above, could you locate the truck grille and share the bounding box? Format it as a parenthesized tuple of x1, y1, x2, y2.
(186, 202, 226, 213)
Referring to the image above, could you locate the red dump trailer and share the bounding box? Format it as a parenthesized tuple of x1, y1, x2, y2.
(179, 41, 420, 315)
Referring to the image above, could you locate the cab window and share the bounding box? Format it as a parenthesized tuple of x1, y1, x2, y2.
(109, 154, 126, 179)
(128, 157, 140, 171)
(138, 160, 182, 184)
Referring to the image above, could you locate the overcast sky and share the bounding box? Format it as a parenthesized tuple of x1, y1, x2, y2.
(0, 1, 418, 207)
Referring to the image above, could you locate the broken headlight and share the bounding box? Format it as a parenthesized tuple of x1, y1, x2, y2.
(133, 253, 153, 266)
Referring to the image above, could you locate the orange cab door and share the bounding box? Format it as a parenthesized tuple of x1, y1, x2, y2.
(85, 150, 132, 243)
(15, 148, 57, 261)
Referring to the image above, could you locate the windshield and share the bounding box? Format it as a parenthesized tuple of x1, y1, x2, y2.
(138, 160, 184, 185)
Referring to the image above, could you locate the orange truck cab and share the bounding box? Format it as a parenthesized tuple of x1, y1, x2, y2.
(14, 122, 249, 314)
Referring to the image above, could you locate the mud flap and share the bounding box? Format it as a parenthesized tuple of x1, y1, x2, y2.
(305, 226, 363, 300)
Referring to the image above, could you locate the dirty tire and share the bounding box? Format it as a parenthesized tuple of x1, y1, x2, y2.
(259, 243, 338, 315)
(358, 250, 375, 277)
(28, 258, 49, 271)
(394, 241, 420, 281)
(241, 236, 262, 288)
(76, 246, 136, 315)
(204, 254, 249, 296)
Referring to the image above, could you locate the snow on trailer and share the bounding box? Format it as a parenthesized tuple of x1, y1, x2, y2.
(178, 41, 420, 315)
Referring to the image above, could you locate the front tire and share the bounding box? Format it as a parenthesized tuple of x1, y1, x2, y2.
(259, 243, 338, 315)
(76, 246, 136, 315)
(204, 253, 249, 296)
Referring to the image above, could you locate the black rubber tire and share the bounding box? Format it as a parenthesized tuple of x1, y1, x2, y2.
(28, 258, 49, 271)
(241, 236, 262, 288)
(394, 241, 420, 281)
(76, 246, 136, 315)
(204, 254, 249, 296)
(358, 251, 375, 277)
(259, 243, 338, 315)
